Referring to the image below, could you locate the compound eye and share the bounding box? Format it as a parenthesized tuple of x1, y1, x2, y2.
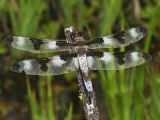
(65, 29, 71, 36)
(65, 30, 71, 36)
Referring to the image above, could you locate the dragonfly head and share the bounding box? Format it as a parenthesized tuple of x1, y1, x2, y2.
(64, 27, 84, 42)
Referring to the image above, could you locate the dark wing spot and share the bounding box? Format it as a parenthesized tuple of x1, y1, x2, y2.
(36, 58, 50, 71)
(10, 62, 21, 72)
(142, 53, 152, 61)
(60, 52, 77, 60)
(4, 36, 14, 45)
(138, 27, 147, 36)
(86, 37, 104, 45)
(113, 31, 125, 44)
(113, 52, 126, 65)
(87, 50, 103, 57)
(30, 38, 44, 50)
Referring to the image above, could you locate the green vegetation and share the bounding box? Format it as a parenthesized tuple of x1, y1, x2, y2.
(0, 0, 159, 120)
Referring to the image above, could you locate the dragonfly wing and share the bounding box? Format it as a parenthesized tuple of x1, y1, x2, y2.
(10, 56, 79, 76)
(88, 27, 146, 48)
(4, 36, 70, 53)
(87, 51, 151, 70)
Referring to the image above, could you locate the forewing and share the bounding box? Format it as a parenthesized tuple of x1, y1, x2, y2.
(4, 36, 70, 53)
(87, 51, 151, 70)
(88, 27, 146, 48)
(10, 56, 79, 76)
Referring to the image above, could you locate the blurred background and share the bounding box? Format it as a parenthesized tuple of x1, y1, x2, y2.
(0, 0, 160, 120)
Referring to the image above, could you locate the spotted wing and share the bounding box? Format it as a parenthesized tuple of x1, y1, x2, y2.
(87, 27, 146, 48)
(4, 36, 70, 53)
(10, 56, 79, 76)
(87, 51, 151, 70)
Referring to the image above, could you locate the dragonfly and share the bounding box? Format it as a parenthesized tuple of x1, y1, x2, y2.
(4, 26, 151, 119)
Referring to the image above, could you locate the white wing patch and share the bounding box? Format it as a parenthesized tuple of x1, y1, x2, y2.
(23, 60, 32, 70)
(103, 37, 114, 45)
(46, 41, 58, 50)
(71, 58, 79, 69)
(51, 56, 66, 67)
(129, 28, 139, 38)
(130, 52, 139, 61)
(100, 52, 113, 63)
(15, 36, 25, 46)
(87, 56, 94, 69)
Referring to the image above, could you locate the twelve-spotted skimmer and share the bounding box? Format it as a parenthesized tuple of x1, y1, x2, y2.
(4, 27, 151, 119)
